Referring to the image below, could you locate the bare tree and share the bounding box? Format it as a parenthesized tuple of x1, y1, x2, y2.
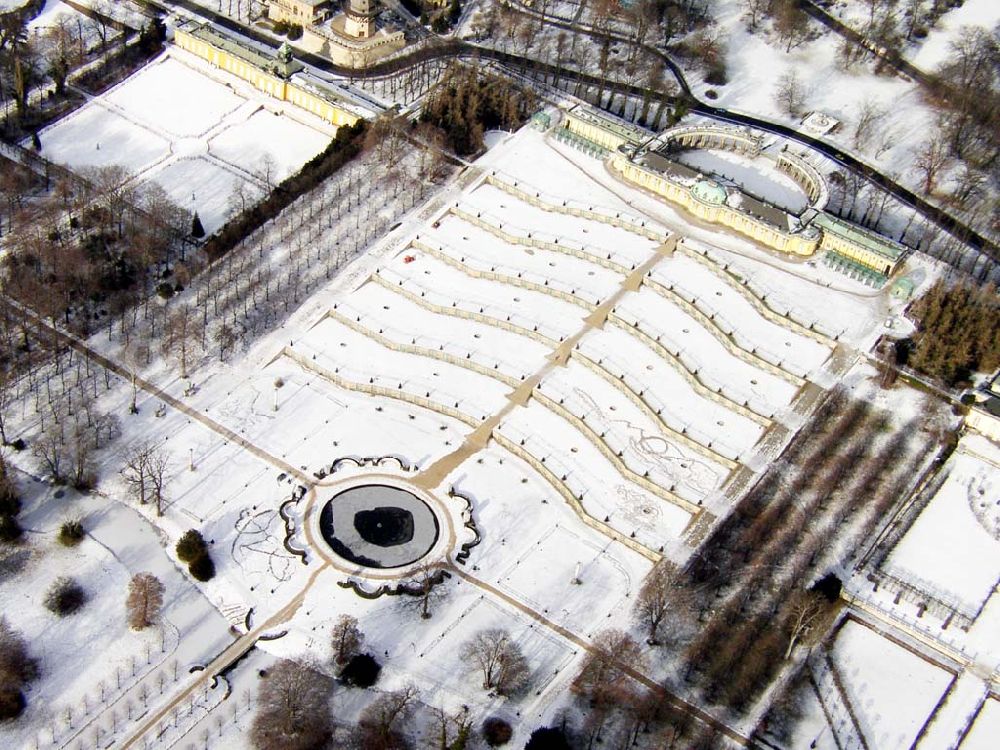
(572, 629, 644, 702)
(784, 591, 834, 659)
(401, 565, 447, 620)
(913, 135, 951, 195)
(461, 628, 530, 695)
(358, 684, 418, 749)
(432, 705, 472, 750)
(120, 339, 149, 414)
(121, 441, 171, 515)
(775, 70, 807, 118)
(634, 561, 688, 645)
(773, 0, 811, 52)
(161, 305, 202, 378)
(126, 573, 165, 630)
(330, 614, 364, 666)
(32, 421, 68, 483)
(251, 660, 333, 750)
(87, 0, 113, 52)
(741, 0, 767, 31)
(852, 98, 887, 152)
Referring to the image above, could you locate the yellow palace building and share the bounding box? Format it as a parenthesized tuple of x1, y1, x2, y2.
(559, 104, 907, 285)
(173, 23, 365, 130)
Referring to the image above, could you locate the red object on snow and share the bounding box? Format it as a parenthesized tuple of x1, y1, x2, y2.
(403, 255, 416, 264)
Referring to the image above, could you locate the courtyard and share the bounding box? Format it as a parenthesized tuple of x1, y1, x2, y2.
(39, 52, 334, 232)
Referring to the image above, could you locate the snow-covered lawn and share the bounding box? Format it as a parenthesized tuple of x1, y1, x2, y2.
(702, 0, 937, 200)
(884, 434, 1000, 611)
(40, 104, 171, 174)
(963, 698, 1000, 750)
(0, 478, 232, 750)
(208, 108, 332, 182)
(39, 51, 334, 233)
(673, 148, 809, 213)
(147, 157, 259, 232)
(106, 56, 247, 139)
(830, 620, 953, 750)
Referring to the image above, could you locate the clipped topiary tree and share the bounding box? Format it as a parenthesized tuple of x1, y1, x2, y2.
(340, 653, 381, 688)
(0, 686, 25, 720)
(188, 553, 215, 582)
(58, 520, 85, 547)
(176, 529, 207, 563)
(482, 716, 513, 747)
(525, 726, 571, 750)
(44, 577, 87, 616)
(191, 212, 205, 239)
(0, 515, 21, 543)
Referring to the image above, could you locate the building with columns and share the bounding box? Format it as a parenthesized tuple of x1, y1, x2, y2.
(266, 0, 405, 67)
(343, 0, 377, 38)
(558, 104, 907, 285)
(267, 0, 332, 25)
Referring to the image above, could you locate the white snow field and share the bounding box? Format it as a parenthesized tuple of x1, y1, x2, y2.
(1, 121, 906, 747)
(830, 620, 953, 750)
(963, 698, 1000, 750)
(673, 148, 809, 214)
(884, 434, 1000, 611)
(39, 52, 334, 232)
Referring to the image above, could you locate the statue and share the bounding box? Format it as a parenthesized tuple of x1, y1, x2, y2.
(276, 42, 293, 65)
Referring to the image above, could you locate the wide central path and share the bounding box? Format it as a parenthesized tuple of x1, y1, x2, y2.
(413, 236, 678, 490)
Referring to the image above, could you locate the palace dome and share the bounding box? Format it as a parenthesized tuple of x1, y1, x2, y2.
(692, 179, 727, 205)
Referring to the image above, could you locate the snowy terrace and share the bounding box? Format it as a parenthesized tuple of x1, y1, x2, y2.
(38, 50, 336, 232)
(672, 147, 811, 215)
(841, 433, 1000, 686)
(253, 124, 890, 563)
(0, 118, 928, 746)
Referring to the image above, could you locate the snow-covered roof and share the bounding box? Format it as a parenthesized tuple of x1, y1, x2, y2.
(811, 212, 906, 261)
(691, 179, 727, 205)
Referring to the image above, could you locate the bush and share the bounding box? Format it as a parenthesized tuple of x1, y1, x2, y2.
(156, 282, 175, 299)
(705, 89, 718, 100)
(704, 66, 728, 86)
(0, 686, 24, 721)
(188, 553, 215, 582)
(287, 24, 303, 41)
(0, 515, 22, 543)
(0, 492, 19, 518)
(524, 727, 571, 750)
(273, 20, 289, 35)
(43, 577, 87, 616)
(340, 653, 381, 688)
(482, 716, 513, 747)
(58, 520, 85, 547)
(176, 529, 207, 563)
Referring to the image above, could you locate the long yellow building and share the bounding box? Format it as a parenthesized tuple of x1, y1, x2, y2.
(173, 23, 364, 130)
(558, 105, 907, 283)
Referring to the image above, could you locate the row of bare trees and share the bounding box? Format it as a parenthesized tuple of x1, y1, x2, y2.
(623, 388, 945, 724)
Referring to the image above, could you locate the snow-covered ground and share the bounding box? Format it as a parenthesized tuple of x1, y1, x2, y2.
(673, 148, 809, 213)
(28, 0, 100, 48)
(830, 619, 953, 750)
(701, 0, 937, 210)
(830, 0, 1000, 72)
(1, 116, 924, 747)
(39, 50, 334, 232)
(883, 433, 1000, 611)
(963, 698, 1000, 750)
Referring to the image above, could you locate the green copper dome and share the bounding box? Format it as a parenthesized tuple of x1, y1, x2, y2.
(692, 179, 727, 205)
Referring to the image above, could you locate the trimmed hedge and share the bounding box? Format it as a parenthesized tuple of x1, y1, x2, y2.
(203, 121, 367, 263)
